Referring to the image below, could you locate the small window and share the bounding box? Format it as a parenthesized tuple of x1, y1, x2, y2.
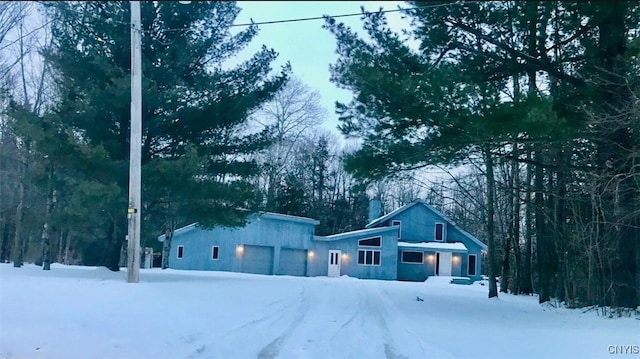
(435, 223, 444, 241)
(392, 220, 402, 239)
(212, 246, 219, 260)
(402, 251, 423, 263)
(468, 254, 477, 276)
(358, 237, 381, 247)
(357, 249, 381, 266)
(177, 245, 184, 259)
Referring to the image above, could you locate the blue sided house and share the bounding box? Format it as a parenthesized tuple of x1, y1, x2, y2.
(158, 199, 487, 282)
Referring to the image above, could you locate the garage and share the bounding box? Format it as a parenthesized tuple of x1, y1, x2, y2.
(278, 248, 308, 276)
(240, 245, 274, 275)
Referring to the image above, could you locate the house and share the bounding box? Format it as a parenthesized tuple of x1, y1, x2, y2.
(158, 199, 487, 282)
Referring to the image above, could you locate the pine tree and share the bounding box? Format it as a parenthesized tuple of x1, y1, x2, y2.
(15, 1, 290, 270)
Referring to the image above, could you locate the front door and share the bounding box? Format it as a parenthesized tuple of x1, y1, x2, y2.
(328, 250, 341, 277)
(437, 252, 452, 276)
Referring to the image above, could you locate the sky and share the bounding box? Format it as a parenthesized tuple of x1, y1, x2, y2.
(229, 1, 411, 138)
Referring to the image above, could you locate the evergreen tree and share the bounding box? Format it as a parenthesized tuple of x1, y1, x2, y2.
(324, 2, 640, 306)
(11, 1, 290, 270)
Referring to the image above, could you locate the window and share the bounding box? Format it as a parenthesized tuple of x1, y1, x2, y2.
(358, 236, 381, 247)
(212, 246, 219, 260)
(177, 245, 184, 259)
(434, 223, 444, 241)
(358, 249, 381, 265)
(392, 220, 402, 239)
(468, 254, 477, 276)
(401, 251, 423, 263)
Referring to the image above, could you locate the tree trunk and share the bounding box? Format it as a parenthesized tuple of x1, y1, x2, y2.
(63, 231, 72, 265)
(56, 229, 66, 264)
(484, 146, 498, 298)
(41, 165, 54, 270)
(102, 218, 121, 271)
(535, 150, 550, 303)
(161, 219, 175, 269)
(11, 180, 25, 267)
(511, 145, 521, 294)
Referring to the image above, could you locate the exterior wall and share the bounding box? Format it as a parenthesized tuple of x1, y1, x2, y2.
(397, 250, 465, 281)
(309, 229, 398, 280)
(169, 214, 315, 274)
(397, 250, 434, 281)
(374, 203, 485, 281)
(379, 204, 445, 242)
(166, 202, 484, 282)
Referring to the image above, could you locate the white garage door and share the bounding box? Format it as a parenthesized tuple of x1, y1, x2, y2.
(241, 245, 274, 275)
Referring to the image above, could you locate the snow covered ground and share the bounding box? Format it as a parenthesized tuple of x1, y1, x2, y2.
(1, 264, 638, 359)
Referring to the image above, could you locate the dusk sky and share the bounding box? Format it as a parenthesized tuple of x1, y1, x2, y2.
(230, 1, 410, 137)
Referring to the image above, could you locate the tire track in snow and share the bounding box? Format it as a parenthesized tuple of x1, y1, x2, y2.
(256, 286, 309, 359)
(184, 287, 304, 359)
(365, 290, 410, 359)
(374, 287, 456, 359)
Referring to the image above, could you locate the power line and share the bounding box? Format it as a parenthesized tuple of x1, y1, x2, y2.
(233, 5, 418, 27)
(155, 2, 480, 34)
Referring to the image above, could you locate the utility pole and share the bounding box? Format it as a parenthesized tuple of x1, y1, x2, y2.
(127, 0, 142, 283)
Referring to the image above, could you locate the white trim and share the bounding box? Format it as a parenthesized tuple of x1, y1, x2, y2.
(392, 220, 402, 239)
(398, 241, 467, 251)
(177, 245, 184, 259)
(401, 250, 423, 264)
(468, 254, 477, 276)
(357, 249, 381, 266)
(358, 236, 382, 247)
(211, 246, 219, 260)
(318, 226, 397, 241)
(434, 222, 445, 241)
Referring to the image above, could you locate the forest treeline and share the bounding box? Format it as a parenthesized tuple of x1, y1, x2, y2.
(0, 2, 638, 311)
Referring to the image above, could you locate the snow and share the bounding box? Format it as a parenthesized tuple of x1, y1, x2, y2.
(1, 264, 638, 359)
(398, 241, 467, 251)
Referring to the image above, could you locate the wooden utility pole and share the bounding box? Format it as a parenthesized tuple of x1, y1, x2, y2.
(127, 0, 142, 283)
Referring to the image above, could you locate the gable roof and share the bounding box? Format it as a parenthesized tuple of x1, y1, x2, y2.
(366, 199, 487, 250)
(157, 211, 319, 242)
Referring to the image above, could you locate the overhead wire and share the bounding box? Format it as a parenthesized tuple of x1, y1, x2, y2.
(0, 1, 480, 50)
(156, 1, 481, 34)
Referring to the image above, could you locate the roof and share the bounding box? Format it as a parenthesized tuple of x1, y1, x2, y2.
(157, 223, 197, 242)
(314, 225, 399, 241)
(398, 241, 468, 251)
(257, 212, 320, 225)
(366, 199, 487, 250)
(157, 211, 319, 242)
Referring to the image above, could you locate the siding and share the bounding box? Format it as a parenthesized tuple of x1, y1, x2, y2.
(168, 214, 315, 273)
(309, 228, 398, 280)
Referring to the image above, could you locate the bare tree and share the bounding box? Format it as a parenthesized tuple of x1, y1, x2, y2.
(1, 2, 54, 268)
(251, 76, 327, 208)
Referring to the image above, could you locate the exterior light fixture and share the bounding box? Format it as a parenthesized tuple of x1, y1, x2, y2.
(427, 254, 435, 262)
(236, 245, 244, 254)
(308, 251, 314, 258)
